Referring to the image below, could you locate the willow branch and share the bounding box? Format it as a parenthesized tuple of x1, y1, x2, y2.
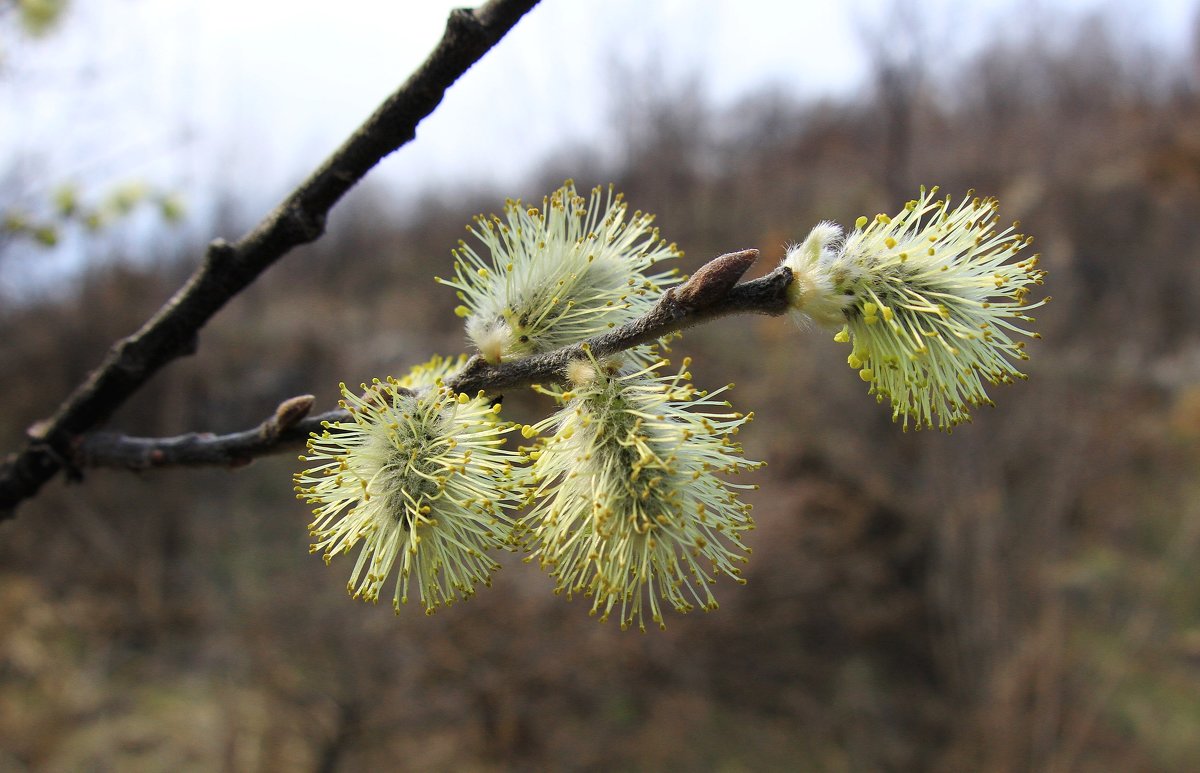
(0, 0, 540, 519)
(75, 396, 327, 470)
(447, 249, 789, 394)
(70, 250, 793, 470)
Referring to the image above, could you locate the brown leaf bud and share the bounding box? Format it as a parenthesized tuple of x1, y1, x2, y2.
(673, 249, 758, 310)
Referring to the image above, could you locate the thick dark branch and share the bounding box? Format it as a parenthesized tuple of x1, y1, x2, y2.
(67, 250, 793, 470)
(0, 0, 540, 520)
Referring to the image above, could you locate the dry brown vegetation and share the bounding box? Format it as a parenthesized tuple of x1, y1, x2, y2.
(3, 9, 1200, 771)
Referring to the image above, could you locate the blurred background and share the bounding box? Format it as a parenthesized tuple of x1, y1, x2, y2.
(3, 0, 1200, 770)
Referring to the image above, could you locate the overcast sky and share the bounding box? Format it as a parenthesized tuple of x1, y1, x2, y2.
(2, 0, 1196, 234)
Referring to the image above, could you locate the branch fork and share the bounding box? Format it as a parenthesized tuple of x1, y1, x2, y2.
(0, 0, 541, 519)
(65, 250, 792, 473)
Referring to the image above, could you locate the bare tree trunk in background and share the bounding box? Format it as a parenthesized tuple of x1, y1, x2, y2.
(314, 701, 362, 773)
(879, 62, 916, 202)
(858, 0, 928, 201)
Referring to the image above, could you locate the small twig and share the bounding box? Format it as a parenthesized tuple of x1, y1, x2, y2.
(447, 250, 789, 394)
(0, 0, 540, 520)
(65, 250, 793, 471)
(76, 396, 324, 469)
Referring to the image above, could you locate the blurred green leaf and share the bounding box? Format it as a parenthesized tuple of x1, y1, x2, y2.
(2, 210, 29, 233)
(52, 184, 78, 218)
(157, 193, 186, 223)
(32, 225, 58, 246)
(105, 181, 148, 216)
(82, 211, 104, 232)
(17, 0, 70, 38)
